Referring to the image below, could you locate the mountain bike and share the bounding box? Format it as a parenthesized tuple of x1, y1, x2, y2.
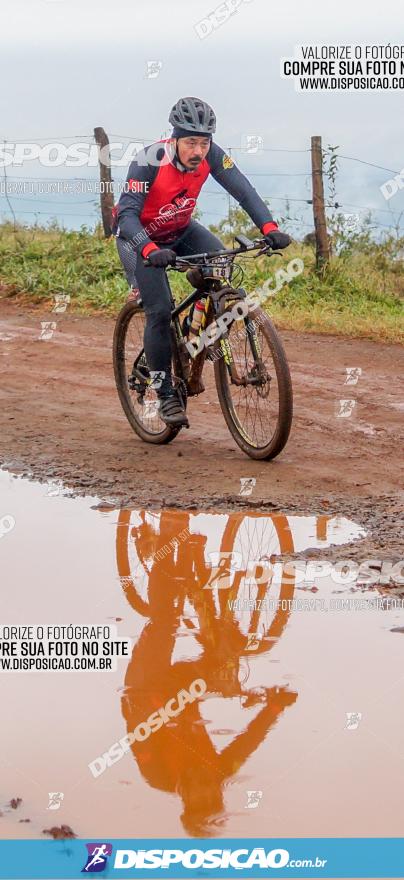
(113, 235, 293, 460)
(116, 507, 298, 656)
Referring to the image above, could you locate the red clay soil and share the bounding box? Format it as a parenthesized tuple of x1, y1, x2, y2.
(0, 298, 403, 561)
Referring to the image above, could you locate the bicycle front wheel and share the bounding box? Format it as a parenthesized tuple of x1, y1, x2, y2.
(214, 307, 293, 460)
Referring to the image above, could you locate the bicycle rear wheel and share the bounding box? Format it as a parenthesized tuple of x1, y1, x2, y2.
(214, 306, 293, 460)
(113, 301, 179, 444)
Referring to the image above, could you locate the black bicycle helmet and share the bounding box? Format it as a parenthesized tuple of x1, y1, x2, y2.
(169, 96, 216, 135)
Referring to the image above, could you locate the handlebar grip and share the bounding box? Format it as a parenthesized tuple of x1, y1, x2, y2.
(142, 258, 177, 268)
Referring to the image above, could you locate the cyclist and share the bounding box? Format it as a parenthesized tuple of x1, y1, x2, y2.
(113, 96, 291, 427)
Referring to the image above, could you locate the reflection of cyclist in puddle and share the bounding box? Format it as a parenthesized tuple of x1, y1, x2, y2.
(119, 510, 298, 836)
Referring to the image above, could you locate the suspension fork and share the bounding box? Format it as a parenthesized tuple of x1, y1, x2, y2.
(216, 308, 266, 387)
(245, 314, 266, 379)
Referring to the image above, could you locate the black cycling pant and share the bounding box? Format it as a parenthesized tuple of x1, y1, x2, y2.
(116, 220, 224, 397)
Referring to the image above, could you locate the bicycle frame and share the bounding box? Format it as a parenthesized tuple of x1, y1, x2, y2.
(131, 236, 277, 390)
(170, 282, 263, 391)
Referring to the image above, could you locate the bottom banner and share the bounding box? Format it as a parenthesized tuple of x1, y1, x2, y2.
(0, 838, 403, 879)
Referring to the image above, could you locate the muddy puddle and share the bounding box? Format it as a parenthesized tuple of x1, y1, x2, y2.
(0, 470, 403, 841)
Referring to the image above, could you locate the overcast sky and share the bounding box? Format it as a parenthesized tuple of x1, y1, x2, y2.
(1, 0, 404, 235)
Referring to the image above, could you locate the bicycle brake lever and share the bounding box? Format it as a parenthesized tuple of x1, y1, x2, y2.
(255, 247, 284, 258)
(167, 261, 187, 272)
(254, 245, 271, 258)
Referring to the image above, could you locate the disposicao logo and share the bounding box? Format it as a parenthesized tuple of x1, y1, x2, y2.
(112, 847, 292, 870)
(82, 843, 113, 873)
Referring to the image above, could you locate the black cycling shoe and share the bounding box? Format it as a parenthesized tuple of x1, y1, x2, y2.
(159, 392, 189, 427)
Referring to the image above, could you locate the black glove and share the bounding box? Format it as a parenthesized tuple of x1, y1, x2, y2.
(147, 248, 176, 268)
(263, 230, 291, 250)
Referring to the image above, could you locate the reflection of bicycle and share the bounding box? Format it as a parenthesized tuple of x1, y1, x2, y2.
(116, 509, 297, 659)
(116, 508, 299, 835)
(216, 511, 296, 651)
(113, 235, 293, 459)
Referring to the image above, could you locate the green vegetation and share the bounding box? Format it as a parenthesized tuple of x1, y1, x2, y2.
(0, 221, 128, 311)
(0, 215, 403, 343)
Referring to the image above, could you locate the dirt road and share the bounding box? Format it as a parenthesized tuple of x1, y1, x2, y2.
(0, 298, 403, 560)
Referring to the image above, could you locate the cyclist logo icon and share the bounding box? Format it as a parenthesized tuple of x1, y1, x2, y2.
(81, 843, 113, 873)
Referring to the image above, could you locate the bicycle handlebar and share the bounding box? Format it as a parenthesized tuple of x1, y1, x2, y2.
(143, 236, 280, 269)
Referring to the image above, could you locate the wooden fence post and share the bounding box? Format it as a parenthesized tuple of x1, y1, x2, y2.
(311, 136, 330, 269)
(94, 127, 114, 237)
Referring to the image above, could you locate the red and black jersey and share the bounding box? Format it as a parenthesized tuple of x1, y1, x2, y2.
(113, 138, 277, 257)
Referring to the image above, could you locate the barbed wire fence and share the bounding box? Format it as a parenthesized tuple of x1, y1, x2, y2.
(1, 129, 404, 268)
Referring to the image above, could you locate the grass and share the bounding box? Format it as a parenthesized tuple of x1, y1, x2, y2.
(0, 220, 403, 343)
(0, 221, 128, 311)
